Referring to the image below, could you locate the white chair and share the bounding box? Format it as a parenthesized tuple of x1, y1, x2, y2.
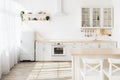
(81, 58, 104, 80)
(104, 58, 120, 80)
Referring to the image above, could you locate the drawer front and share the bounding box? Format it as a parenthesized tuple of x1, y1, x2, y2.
(100, 42, 117, 48)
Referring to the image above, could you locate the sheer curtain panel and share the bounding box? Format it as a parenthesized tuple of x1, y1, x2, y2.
(0, 0, 20, 76)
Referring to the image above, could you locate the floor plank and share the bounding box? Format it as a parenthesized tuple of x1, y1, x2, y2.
(1, 62, 72, 80)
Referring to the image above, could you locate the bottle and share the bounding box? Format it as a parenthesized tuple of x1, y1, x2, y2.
(97, 16, 99, 20)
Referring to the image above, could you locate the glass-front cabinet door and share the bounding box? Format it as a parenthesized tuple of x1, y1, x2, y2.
(82, 8, 90, 27)
(103, 8, 112, 27)
(93, 8, 101, 27)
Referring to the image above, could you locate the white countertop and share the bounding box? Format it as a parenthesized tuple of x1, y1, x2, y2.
(36, 40, 117, 43)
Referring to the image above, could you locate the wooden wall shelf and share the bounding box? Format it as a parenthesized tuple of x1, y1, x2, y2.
(22, 12, 50, 21)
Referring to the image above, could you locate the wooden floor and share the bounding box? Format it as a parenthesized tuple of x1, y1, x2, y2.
(0, 62, 72, 80)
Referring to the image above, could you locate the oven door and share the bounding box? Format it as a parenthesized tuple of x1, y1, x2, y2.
(52, 45, 65, 55)
(54, 47, 63, 55)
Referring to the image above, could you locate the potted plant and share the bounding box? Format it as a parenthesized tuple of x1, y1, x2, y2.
(45, 16, 50, 21)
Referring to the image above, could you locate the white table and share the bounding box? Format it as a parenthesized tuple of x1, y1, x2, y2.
(71, 48, 120, 80)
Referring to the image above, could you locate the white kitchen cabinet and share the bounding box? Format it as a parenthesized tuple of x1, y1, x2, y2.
(74, 42, 99, 48)
(44, 43, 52, 61)
(20, 31, 35, 61)
(82, 8, 113, 28)
(36, 42, 45, 61)
(36, 42, 52, 61)
(73, 43, 82, 48)
(75, 42, 117, 48)
(64, 43, 74, 60)
(83, 42, 117, 48)
(73, 42, 117, 49)
(100, 42, 117, 48)
(81, 42, 99, 48)
(36, 41, 117, 61)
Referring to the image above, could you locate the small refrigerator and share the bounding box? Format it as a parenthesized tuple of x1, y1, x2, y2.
(20, 31, 35, 61)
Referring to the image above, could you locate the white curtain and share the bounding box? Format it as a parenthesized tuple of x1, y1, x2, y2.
(0, 0, 21, 75)
(0, 50, 2, 79)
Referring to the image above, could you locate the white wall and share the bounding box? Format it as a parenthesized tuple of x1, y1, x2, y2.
(112, 0, 120, 47)
(16, 0, 114, 40)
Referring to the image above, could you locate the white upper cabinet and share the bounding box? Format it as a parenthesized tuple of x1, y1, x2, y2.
(82, 8, 90, 27)
(93, 8, 101, 27)
(103, 8, 113, 28)
(81, 8, 113, 28)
